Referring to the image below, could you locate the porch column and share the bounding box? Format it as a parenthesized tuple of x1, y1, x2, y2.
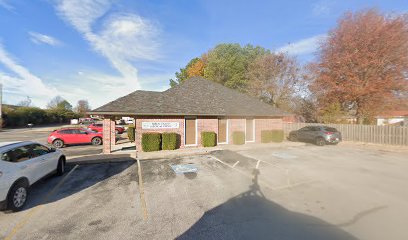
(103, 117, 114, 154)
(111, 119, 116, 147)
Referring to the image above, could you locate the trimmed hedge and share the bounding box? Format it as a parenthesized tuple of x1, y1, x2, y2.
(261, 130, 273, 143)
(201, 131, 217, 147)
(271, 130, 284, 142)
(127, 125, 135, 142)
(261, 130, 284, 143)
(162, 132, 178, 150)
(232, 131, 245, 145)
(142, 133, 161, 152)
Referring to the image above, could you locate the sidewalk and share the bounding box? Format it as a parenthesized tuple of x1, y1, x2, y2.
(136, 141, 306, 160)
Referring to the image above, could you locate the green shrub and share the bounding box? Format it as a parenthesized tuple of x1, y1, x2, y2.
(201, 131, 217, 147)
(162, 132, 178, 150)
(261, 130, 274, 143)
(141, 133, 161, 152)
(271, 130, 284, 142)
(127, 125, 135, 142)
(232, 131, 245, 145)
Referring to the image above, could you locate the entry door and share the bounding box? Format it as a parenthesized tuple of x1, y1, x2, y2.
(218, 119, 228, 143)
(245, 119, 255, 142)
(185, 118, 197, 145)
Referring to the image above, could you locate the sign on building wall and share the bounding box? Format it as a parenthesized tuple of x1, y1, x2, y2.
(141, 122, 180, 129)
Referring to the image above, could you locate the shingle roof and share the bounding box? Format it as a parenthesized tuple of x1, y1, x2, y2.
(89, 77, 288, 117)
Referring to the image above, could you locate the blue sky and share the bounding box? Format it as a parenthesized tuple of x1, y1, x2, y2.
(0, 0, 406, 108)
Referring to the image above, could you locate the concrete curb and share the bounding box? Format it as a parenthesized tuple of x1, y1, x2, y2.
(66, 153, 136, 165)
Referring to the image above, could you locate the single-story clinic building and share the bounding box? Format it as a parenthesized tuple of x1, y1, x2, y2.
(88, 77, 288, 153)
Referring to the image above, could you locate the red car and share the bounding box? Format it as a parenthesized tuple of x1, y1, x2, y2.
(48, 128, 103, 148)
(88, 123, 125, 134)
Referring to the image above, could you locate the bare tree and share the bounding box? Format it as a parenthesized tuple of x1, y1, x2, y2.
(247, 53, 301, 110)
(75, 99, 91, 115)
(17, 96, 32, 107)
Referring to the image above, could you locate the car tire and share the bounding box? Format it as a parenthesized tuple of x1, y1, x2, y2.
(315, 137, 326, 146)
(56, 157, 65, 176)
(7, 180, 29, 212)
(53, 139, 64, 148)
(91, 137, 103, 145)
(288, 134, 297, 142)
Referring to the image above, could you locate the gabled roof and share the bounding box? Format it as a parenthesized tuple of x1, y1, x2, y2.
(376, 110, 408, 118)
(89, 77, 288, 117)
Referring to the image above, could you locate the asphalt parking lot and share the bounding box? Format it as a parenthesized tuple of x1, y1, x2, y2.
(0, 126, 129, 157)
(0, 144, 408, 240)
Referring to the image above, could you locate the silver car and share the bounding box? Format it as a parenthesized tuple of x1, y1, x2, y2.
(288, 126, 342, 146)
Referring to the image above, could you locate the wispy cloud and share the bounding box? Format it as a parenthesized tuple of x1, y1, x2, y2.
(276, 34, 327, 56)
(312, 0, 334, 16)
(0, 43, 58, 107)
(55, 0, 160, 89)
(29, 32, 62, 46)
(0, 0, 14, 11)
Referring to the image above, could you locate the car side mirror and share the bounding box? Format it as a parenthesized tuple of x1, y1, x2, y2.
(49, 147, 56, 152)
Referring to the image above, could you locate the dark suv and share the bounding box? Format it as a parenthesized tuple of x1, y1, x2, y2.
(288, 126, 342, 146)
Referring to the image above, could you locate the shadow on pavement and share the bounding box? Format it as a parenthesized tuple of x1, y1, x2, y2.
(15, 160, 136, 212)
(176, 167, 357, 240)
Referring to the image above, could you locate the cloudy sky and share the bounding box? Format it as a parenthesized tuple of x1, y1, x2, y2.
(0, 0, 406, 108)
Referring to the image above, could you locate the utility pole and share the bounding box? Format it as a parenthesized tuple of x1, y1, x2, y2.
(0, 83, 2, 130)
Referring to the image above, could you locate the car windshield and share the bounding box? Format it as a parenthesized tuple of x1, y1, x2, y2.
(323, 127, 337, 132)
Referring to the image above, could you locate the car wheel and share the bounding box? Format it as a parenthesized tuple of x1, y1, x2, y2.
(53, 139, 64, 148)
(315, 137, 326, 146)
(288, 134, 297, 142)
(7, 181, 28, 212)
(92, 137, 103, 145)
(56, 157, 65, 176)
(115, 130, 119, 134)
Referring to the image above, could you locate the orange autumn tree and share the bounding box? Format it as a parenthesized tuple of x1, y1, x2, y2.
(311, 9, 408, 124)
(187, 56, 206, 78)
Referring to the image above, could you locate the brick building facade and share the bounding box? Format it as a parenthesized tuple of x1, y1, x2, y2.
(90, 77, 288, 153)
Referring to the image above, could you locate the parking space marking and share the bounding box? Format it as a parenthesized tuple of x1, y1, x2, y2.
(256, 160, 261, 169)
(211, 155, 316, 192)
(232, 161, 240, 168)
(137, 159, 148, 221)
(5, 165, 79, 240)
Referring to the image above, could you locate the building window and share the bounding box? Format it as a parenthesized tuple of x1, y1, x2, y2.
(185, 118, 197, 145)
(245, 119, 255, 142)
(218, 118, 228, 144)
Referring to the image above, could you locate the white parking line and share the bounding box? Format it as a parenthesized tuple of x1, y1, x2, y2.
(211, 155, 316, 192)
(256, 160, 261, 169)
(232, 161, 240, 168)
(5, 165, 79, 240)
(137, 159, 148, 221)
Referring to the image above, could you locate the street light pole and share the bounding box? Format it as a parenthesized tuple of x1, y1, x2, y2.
(0, 83, 2, 129)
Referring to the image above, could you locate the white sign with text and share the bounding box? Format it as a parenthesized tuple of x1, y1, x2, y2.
(141, 122, 180, 129)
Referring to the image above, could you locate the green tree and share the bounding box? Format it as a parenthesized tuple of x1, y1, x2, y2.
(169, 58, 201, 87)
(57, 100, 72, 111)
(319, 102, 345, 123)
(203, 44, 269, 92)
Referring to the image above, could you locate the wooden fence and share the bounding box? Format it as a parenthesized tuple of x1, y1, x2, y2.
(282, 123, 408, 146)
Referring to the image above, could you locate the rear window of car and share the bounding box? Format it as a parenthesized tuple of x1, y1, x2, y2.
(323, 127, 337, 132)
(59, 129, 73, 134)
(1, 151, 13, 162)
